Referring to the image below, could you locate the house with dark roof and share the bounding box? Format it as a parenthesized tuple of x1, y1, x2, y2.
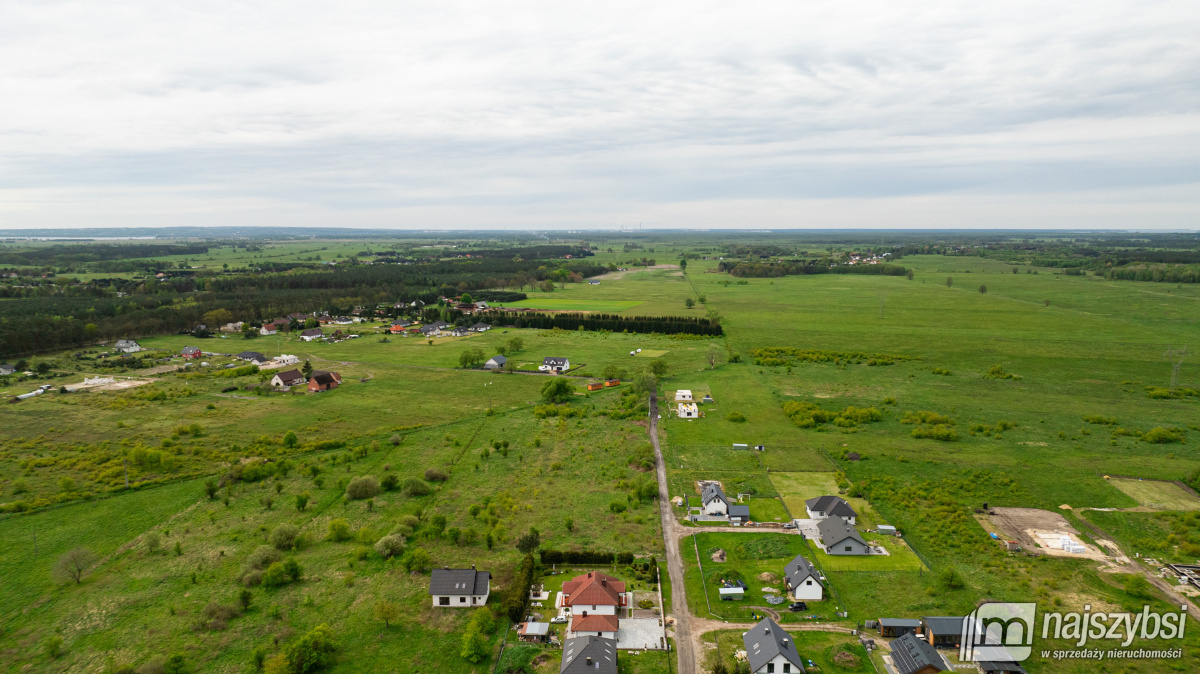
(889, 632, 949, 674)
(469, 322, 491, 332)
(817, 517, 870, 555)
(729, 504, 750, 524)
(236, 351, 266, 363)
(450, 325, 471, 337)
(879, 618, 922, 638)
(428, 566, 490, 608)
(484, 355, 507, 370)
(921, 617, 965, 649)
(307, 371, 340, 392)
(560, 636, 617, 674)
(299, 328, 324, 341)
(0, 363, 15, 376)
(419, 321, 449, 336)
(389, 320, 412, 334)
(701, 483, 729, 516)
(783, 553, 824, 601)
(540, 356, 570, 372)
(805, 495, 857, 525)
(270, 369, 306, 387)
(742, 617, 805, 673)
(115, 339, 142, 353)
(181, 346, 202, 359)
(976, 649, 1028, 674)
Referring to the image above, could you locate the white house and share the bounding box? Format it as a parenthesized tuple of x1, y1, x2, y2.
(805, 495, 857, 525)
(562, 571, 626, 639)
(273, 354, 300, 366)
(259, 326, 278, 336)
(701, 483, 729, 516)
(783, 553, 824, 601)
(115, 340, 142, 353)
(270, 369, 306, 387)
(428, 567, 491, 608)
(540, 357, 570, 372)
(675, 389, 693, 402)
(678, 402, 699, 418)
(484, 355, 507, 370)
(743, 617, 805, 674)
(299, 328, 323, 341)
(817, 517, 871, 555)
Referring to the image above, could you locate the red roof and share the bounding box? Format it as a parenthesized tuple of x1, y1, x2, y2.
(570, 614, 619, 633)
(562, 572, 624, 607)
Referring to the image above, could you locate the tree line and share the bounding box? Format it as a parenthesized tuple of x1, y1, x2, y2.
(479, 311, 724, 336)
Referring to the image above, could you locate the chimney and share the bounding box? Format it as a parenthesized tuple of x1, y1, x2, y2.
(471, 563, 476, 570)
(586, 658, 593, 667)
(783, 638, 789, 645)
(601, 579, 607, 587)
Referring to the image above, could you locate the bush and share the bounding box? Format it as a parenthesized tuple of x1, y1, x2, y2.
(1143, 427, 1185, 444)
(271, 524, 300, 551)
(726, 411, 747, 423)
(911, 425, 959, 441)
(285, 623, 338, 674)
(541, 378, 575, 403)
(401, 478, 431, 497)
(244, 546, 283, 572)
(261, 562, 291, 587)
(424, 468, 448, 482)
(346, 476, 381, 500)
(375, 534, 406, 559)
(901, 411, 954, 425)
(327, 519, 352, 542)
(241, 570, 264, 587)
(609, 500, 628, 514)
(1083, 415, 1118, 425)
(380, 474, 398, 491)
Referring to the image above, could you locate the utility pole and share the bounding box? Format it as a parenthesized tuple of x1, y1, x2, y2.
(1165, 346, 1189, 389)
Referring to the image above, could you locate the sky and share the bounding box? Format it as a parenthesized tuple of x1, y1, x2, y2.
(1, 0, 1198, 230)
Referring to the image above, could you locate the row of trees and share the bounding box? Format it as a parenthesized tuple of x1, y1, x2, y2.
(482, 311, 723, 336)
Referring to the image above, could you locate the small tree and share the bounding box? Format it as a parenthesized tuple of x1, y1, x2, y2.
(380, 474, 398, 491)
(271, 524, 299, 551)
(43, 636, 63, 659)
(295, 493, 310, 511)
(507, 336, 524, 353)
(706, 344, 722, 370)
(632, 372, 657, 396)
(684, 297, 695, 308)
(239, 588, 253, 610)
(678, 259, 687, 271)
(375, 534, 406, 559)
(402, 548, 432, 573)
(285, 624, 337, 673)
(458, 347, 485, 369)
(145, 532, 161, 554)
(541, 377, 574, 403)
(647, 358, 668, 376)
(53, 547, 96, 585)
(979, 285, 987, 294)
(516, 527, 541, 554)
(301, 360, 313, 378)
(374, 600, 402, 628)
(204, 479, 218, 500)
(327, 519, 352, 542)
(283, 431, 298, 448)
(390, 433, 402, 446)
(565, 517, 574, 533)
(346, 475, 381, 500)
(946, 277, 953, 288)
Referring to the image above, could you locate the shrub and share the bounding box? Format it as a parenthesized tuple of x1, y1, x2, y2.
(901, 411, 954, 425)
(244, 546, 283, 571)
(346, 476, 381, 500)
(241, 570, 264, 587)
(400, 478, 431, 497)
(375, 534, 406, 559)
(515, 527, 541, 554)
(261, 562, 291, 587)
(400, 547, 432, 573)
(295, 493, 310, 512)
(284, 623, 337, 674)
(609, 500, 628, 514)
(270, 524, 299, 551)
(540, 378, 575, 403)
(43, 635, 63, 659)
(1083, 415, 1118, 425)
(983, 365, 1019, 380)
(911, 425, 959, 441)
(327, 519, 352, 542)
(424, 468, 448, 482)
(726, 411, 747, 423)
(1143, 427, 1185, 444)
(380, 474, 398, 491)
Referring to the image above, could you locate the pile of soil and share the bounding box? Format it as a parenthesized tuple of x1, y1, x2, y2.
(711, 548, 726, 563)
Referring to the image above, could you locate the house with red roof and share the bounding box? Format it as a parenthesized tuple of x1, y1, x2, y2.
(560, 571, 630, 639)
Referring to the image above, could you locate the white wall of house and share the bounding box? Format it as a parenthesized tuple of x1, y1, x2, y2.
(754, 654, 801, 673)
(432, 593, 488, 608)
(570, 604, 617, 615)
(704, 499, 728, 516)
(825, 538, 870, 555)
(789, 577, 823, 601)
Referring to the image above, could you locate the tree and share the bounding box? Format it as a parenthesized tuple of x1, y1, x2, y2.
(602, 364, 627, 380)
(460, 622, 490, 663)
(541, 377, 574, 403)
(1124, 574, 1153, 599)
(374, 600, 402, 628)
(460, 292, 473, 304)
(271, 524, 299, 551)
(458, 347, 485, 369)
(304, 317, 318, 329)
(36, 361, 52, 375)
(565, 517, 574, 532)
(285, 623, 338, 674)
(516, 527, 541, 554)
(239, 588, 253, 610)
(53, 547, 96, 585)
(979, 285, 987, 294)
(946, 277, 953, 287)
(43, 636, 63, 659)
(503, 359, 517, 374)
(402, 547, 432, 573)
(678, 259, 687, 271)
(507, 336, 525, 353)
(283, 431, 299, 448)
(632, 371, 657, 396)
(706, 344, 722, 369)
(646, 358, 668, 376)
(375, 534, 406, 559)
(203, 308, 233, 326)
(327, 519, 352, 542)
(295, 493, 310, 512)
(906, 269, 914, 280)
(301, 360, 313, 377)
(684, 297, 695, 308)
(204, 478, 218, 500)
(145, 532, 161, 554)
(346, 475, 381, 500)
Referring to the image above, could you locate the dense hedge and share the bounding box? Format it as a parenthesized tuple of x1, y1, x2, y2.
(540, 549, 623, 565)
(482, 311, 722, 336)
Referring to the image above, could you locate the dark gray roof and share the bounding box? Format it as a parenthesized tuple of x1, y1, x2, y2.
(742, 617, 804, 673)
(806, 495, 857, 519)
(728, 504, 750, 518)
(561, 636, 617, 674)
(115, 340, 139, 348)
(543, 356, 569, 366)
(922, 616, 966, 635)
(701, 483, 727, 506)
(428, 568, 490, 596)
(273, 369, 304, 383)
(817, 517, 865, 547)
(890, 632, 948, 674)
(300, 328, 323, 337)
(236, 351, 266, 361)
(783, 553, 823, 589)
(879, 618, 922, 628)
(470, 322, 491, 330)
(977, 661, 1027, 674)
(486, 355, 507, 364)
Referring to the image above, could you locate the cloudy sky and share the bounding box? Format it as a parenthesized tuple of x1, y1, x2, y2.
(1, 0, 1198, 230)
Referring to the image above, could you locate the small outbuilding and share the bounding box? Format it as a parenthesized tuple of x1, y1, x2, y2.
(879, 618, 921, 638)
(921, 616, 966, 649)
(675, 389, 693, 402)
(483, 355, 507, 370)
(719, 587, 744, 601)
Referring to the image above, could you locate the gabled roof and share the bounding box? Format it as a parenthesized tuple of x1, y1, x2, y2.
(784, 553, 823, 589)
(570, 613, 619, 633)
(879, 618, 922, 628)
(561, 636, 617, 674)
(182, 346, 201, 354)
(543, 356, 569, 366)
(273, 369, 304, 382)
(115, 339, 139, 348)
(486, 355, 507, 364)
(428, 568, 490, 596)
(806, 495, 857, 519)
(890, 632, 948, 674)
(743, 617, 804, 673)
(701, 483, 728, 506)
(562, 571, 624, 606)
(300, 328, 323, 337)
(817, 517, 866, 548)
(922, 616, 966, 635)
(236, 351, 266, 361)
(391, 319, 411, 327)
(519, 622, 550, 636)
(977, 660, 1027, 674)
(470, 322, 490, 330)
(309, 372, 338, 386)
(728, 504, 750, 518)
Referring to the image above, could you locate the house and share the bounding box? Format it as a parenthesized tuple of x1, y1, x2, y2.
(115, 339, 142, 353)
(332, 316, 353, 325)
(420, 321, 449, 336)
(270, 369, 306, 387)
(540, 357, 570, 372)
(483, 355, 507, 370)
(701, 483, 729, 516)
(678, 402, 699, 418)
(181, 346, 202, 359)
(783, 553, 824, 601)
(570, 613, 618, 638)
(805, 495, 857, 525)
(879, 618, 921, 638)
(976, 650, 1028, 674)
(299, 328, 324, 342)
(450, 326, 470, 337)
(729, 504, 750, 524)
(675, 389, 693, 402)
(307, 371, 340, 392)
(389, 320, 412, 334)
(273, 354, 300, 366)
(313, 370, 342, 385)
(259, 326, 278, 336)
(455, 303, 476, 314)
(921, 617, 965, 649)
(560, 636, 617, 674)
(517, 622, 550, 643)
(469, 322, 491, 332)
(236, 351, 266, 363)
(562, 571, 627, 638)
(743, 617, 805, 673)
(0, 364, 15, 376)
(287, 313, 308, 320)
(428, 566, 491, 607)
(817, 517, 870, 555)
(272, 318, 291, 328)
(890, 632, 949, 674)
(220, 322, 244, 332)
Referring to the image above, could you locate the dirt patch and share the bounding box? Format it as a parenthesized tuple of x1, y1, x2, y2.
(758, 572, 778, 583)
(711, 548, 726, 563)
(986, 507, 1108, 561)
(68, 377, 156, 392)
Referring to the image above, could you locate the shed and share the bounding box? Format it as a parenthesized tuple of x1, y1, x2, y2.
(877, 525, 897, 536)
(728, 504, 750, 523)
(483, 355, 507, 370)
(719, 587, 744, 600)
(587, 382, 603, 391)
(604, 379, 620, 387)
(879, 618, 921, 638)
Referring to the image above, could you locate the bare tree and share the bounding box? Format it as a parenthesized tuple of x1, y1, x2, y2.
(53, 547, 97, 585)
(1165, 346, 1189, 389)
(706, 344, 722, 370)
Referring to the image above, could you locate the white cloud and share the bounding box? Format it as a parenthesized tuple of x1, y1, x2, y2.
(0, 0, 1198, 229)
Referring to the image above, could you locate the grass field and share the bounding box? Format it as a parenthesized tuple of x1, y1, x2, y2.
(702, 629, 872, 673)
(769, 472, 886, 528)
(500, 298, 645, 312)
(1108, 478, 1200, 510)
(806, 538, 925, 572)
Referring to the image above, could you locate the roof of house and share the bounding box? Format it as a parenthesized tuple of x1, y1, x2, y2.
(784, 553, 823, 588)
(728, 504, 750, 518)
(817, 517, 866, 548)
(879, 618, 922, 628)
(115, 340, 139, 347)
(561, 636, 617, 674)
(806, 495, 858, 519)
(519, 622, 550, 636)
(236, 351, 266, 361)
(976, 661, 1027, 674)
(570, 613, 620, 633)
(922, 616, 966, 635)
(470, 322, 490, 330)
(273, 369, 304, 382)
(428, 568, 490, 596)
(743, 617, 805, 673)
(309, 372, 338, 386)
(300, 328, 323, 337)
(391, 320, 411, 327)
(543, 357, 569, 366)
(562, 571, 624, 606)
(701, 483, 728, 506)
(486, 355, 507, 364)
(182, 346, 201, 355)
(890, 632, 949, 674)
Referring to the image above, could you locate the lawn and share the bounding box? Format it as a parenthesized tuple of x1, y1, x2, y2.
(769, 472, 887, 528)
(1107, 478, 1200, 510)
(703, 628, 873, 673)
(805, 538, 925, 572)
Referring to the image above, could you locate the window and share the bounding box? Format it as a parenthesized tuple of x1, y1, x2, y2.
(767, 664, 775, 673)
(783, 665, 791, 673)
(845, 545, 853, 552)
(460, 597, 466, 603)
(805, 580, 812, 585)
(439, 597, 449, 606)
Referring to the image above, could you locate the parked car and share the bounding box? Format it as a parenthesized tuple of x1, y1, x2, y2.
(550, 616, 568, 624)
(782, 522, 797, 529)
(788, 602, 808, 612)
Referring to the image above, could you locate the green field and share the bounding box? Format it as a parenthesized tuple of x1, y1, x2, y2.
(1108, 478, 1200, 510)
(702, 628, 873, 673)
(499, 298, 646, 312)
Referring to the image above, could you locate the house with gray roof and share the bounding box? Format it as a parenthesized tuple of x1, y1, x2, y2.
(817, 517, 870, 555)
(921, 616, 966, 648)
(701, 483, 729, 516)
(805, 495, 857, 525)
(728, 504, 750, 524)
(236, 351, 266, 363)
(742, 617, 804, 673)
(879, 618, 921, 638)
(428, 566, 490, 608)
(889, 632, 949, 674)
(115, 339, 142, 353)
(540, 356, 570, 372)
(484, 355, 507, 370)
(783, 553, 824, 601)
(560, 635, 617, 674)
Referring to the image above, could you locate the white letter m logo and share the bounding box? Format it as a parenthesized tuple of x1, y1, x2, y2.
(960, 602, 1036, 662)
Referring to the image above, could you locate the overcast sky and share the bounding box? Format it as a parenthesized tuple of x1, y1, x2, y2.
(1, 1, 1198, 230)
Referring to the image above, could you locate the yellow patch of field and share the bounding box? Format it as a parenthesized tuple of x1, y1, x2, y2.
(1109, 478, 1200, 510)
(635, 349, 668, 358)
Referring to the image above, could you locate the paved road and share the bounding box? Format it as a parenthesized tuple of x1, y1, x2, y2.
(650, 390, 696, 674)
